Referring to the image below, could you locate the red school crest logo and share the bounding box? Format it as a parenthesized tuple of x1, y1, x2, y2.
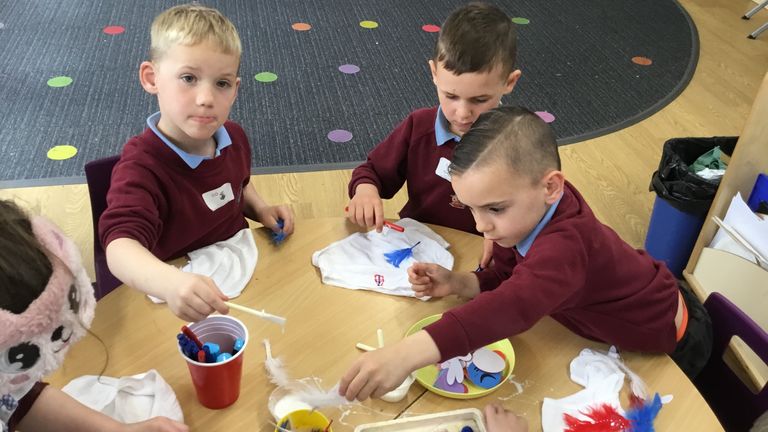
(449, 194, 466, 209)
(373, 274, 385, 286)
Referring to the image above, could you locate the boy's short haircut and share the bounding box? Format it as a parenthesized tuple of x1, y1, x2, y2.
(150, 3, 242, 61)
(450, 106, 561, 183)
(434, 2, 517, 77)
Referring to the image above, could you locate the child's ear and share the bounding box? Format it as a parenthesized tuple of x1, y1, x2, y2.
(542, 170, 565, 204)
(503, 69, 522, 94)
(428, 59, 438, 84)
(232, 77, 242, 101)
(139, 61, 159, 94)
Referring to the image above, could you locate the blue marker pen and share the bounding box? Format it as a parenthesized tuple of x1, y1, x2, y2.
(202, 345, 214, 363)
(233, 338, 245, 355)
(203, 342, 220, 359)
(177, 334, 193, 359)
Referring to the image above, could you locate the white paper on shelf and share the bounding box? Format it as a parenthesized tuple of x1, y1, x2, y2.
(710, 192, 768, 268)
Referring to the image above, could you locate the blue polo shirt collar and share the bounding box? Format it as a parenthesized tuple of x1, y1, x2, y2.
(146, 112, 232, 169)
(434, 106, 460, 146)
(516, 194, 563, 256)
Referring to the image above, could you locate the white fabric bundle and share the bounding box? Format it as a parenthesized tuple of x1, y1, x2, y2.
(150, 228, 258, 303)
(311, 218, 453, 299)
(62, 369, 183, 424)
(541, 347, 649, 432)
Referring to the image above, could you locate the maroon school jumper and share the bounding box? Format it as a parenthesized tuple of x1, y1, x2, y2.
(425, 181, 679, 360)
(348, 107, 478, 234)
(100, 121, 250, 261)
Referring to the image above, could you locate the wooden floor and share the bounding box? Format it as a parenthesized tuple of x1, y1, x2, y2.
(1, 0, 767, 281)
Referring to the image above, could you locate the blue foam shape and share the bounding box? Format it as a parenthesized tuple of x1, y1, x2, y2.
(466, 362, 502, 389)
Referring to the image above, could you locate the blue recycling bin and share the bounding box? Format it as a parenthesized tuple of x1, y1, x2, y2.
(645, 136, 737, 277)
(644, 196, 706, 278)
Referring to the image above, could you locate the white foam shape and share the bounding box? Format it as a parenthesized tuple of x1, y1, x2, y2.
(473, 347, 505, 373)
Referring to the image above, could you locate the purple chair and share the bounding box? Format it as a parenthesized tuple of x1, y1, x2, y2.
(693, 292, 768, 431)
(84, 155, 122, 299)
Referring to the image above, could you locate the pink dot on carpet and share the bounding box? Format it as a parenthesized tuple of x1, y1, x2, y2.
(338, 64, 360, 74)
(328, 129, 353, 143)
(103, 25, 125, 35)
(422, 24, 440, 33)
(535, 111, 556, 123)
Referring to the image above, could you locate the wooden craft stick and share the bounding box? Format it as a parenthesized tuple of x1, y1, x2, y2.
(377, 328, 385, 348)
(355, 342, 376, 352)
(224, 301, 287, 327)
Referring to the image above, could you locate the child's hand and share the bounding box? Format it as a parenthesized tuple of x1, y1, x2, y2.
(338, 345, 412, 401)
(408, 262, 458, 298)
(484, 404, 528, 432)
(479, 237, 495, 269)
(165, 271, 229, 322)
(339, 330, 440, 401)
(348, 183, 384, 232)
(123, 416, 189, 432)
(257, 204, 295, 236)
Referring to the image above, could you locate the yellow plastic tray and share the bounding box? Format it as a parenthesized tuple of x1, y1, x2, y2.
(406, 314, 515, 399)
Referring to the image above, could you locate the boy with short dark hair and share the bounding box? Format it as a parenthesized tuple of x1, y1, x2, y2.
(339, 107, 712, 401)
(347, 2, 521, 248)
(100, 4, 293, 322)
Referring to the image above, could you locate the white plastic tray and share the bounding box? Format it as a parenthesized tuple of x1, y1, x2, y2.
(354, 408, 486, 432)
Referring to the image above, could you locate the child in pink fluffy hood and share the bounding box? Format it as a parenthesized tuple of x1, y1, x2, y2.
(0, 200, 186, 432)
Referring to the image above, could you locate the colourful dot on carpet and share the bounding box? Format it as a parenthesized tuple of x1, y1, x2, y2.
(0, 23, 5, 29)
(360, 20, 379, 29)
(338, 64, 360, 74)
(291, 22, 312, 31)
(328, 129, 353, 142)
(422, 24, 440, 33)
(47, 76, 73, 88)
(254, 72, 278, 83)
(511, 17, 530, 25)
(632, 56, 653, 66)
(47, 145, 77, 160)
(535, 111, 556, 123)
(103, 25, 125, 35)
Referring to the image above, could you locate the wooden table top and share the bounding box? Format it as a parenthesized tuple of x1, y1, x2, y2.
(46, 217, 722, 431)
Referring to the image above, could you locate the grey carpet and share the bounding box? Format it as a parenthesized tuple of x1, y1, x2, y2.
(0, 0, 698, 187)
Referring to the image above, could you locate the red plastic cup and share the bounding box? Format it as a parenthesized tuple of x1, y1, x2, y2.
(180, 315, 249, 409)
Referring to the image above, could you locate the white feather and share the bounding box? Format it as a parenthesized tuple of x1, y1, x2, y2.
(263, 339, 293, 388)
(262, 339, 350, 410)
(292, 383, 349, 409)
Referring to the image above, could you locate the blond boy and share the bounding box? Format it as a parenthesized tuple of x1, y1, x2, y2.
(101, 4, 293, 321)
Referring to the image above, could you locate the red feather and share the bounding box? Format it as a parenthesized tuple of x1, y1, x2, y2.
(563, 403, 631, 432)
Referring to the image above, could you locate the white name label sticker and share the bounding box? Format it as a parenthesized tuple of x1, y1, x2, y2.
(435, 157, 452, 181)
(202, 182, 234, 211)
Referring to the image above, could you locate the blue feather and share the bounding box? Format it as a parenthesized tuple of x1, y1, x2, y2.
(626, 393, 663, 432)
(384, 241, 421, 268)
(272, 218, 286, 245)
